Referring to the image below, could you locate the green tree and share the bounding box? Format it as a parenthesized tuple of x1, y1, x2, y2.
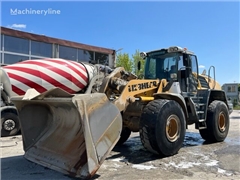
(116, 52, 133, 72)
(132, 49, 145, 78)
(233, 99, 238, 107)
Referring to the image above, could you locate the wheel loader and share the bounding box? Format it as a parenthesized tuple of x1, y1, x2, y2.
(5, 46, 230, 179)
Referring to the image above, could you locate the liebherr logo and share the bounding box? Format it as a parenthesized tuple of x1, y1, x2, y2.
(10, 8, 61, 16)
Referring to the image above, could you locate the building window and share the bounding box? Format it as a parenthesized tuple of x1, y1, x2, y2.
(4, 53, 29, 64)
(227, 86, 236, 92)
(232, 86, 236, 92)
(1, 34, 3, 51)
(30, 56, 47, 60)
(31, 40, 52, 57)
(227, 86, 231, 92)
(59, 45, 77, 60)
(78, 49, 94, 63)
(0, 52, 2, 63)
(78, 49, 84, 61)
(95, 52, 109, 65)
(4, 35, 29, 54)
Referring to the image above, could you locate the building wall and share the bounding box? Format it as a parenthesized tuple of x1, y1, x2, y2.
(0, 27, 115, 67)
(222, 83, 239, 103)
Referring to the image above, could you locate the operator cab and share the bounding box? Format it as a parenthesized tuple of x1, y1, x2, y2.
(141, 46, 199, 95)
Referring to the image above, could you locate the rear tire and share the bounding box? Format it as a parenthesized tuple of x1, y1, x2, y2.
(199, 100, 229, 142)
(1, 113, 20, 137)
(139, 99, 186, 157)
(116, 127, 131, 145)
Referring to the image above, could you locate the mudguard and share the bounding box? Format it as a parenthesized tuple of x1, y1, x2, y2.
(11, 88, 122, 179)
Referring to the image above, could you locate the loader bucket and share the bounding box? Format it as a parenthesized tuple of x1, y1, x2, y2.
(11, 88, 122, 179)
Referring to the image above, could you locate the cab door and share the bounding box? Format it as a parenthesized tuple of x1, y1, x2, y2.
(177, 54, 198, 94)
(188, 55, 198, 93)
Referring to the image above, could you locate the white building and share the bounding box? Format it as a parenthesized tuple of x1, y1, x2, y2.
(222, 83, 239, 104)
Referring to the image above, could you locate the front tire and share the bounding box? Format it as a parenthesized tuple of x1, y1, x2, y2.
(1, 112, 20, 137)
(199, 100, 229, 142)
(139, 99, 186, 157)
(116, 127, 131, 145)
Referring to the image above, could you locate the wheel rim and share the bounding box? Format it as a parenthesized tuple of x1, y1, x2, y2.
(166, 115, 180, 142)
(3, 119, 16, 131)
(218, 112, 226, 132)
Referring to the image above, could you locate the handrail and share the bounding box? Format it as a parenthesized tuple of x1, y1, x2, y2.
(208, 66, 216, 89)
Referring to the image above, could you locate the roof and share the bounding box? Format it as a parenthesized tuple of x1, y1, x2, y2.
(222, 83, 239, 86)
(1, 26, 114, 54)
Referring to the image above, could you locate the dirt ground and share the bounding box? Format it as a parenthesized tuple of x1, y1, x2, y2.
(1, 110, 240, 180)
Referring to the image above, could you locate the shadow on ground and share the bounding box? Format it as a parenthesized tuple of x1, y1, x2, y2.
(230, 116, 240, 119)
(1, 155, 81, 180)
(109, 136, 160, 164)
(107, 131, 207, 166)
(183, 131, 205, 147)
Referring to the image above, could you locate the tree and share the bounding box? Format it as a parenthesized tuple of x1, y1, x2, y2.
(116, 52, 133, 72)
(132, 50, 145, 78)
(233, 99, 238, 107)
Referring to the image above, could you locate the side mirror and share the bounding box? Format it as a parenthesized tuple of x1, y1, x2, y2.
(137, 61, 141, 71)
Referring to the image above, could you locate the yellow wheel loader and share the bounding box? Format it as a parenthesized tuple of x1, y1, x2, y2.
(9, 46, 231, 179)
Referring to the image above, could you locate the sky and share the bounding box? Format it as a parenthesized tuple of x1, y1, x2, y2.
(0, 0, 239, 85)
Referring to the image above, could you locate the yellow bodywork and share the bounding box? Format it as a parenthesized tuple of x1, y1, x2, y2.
(9, 66, 222, 179)
(199, 74, 221, 90)
(193, 72, 221, 90)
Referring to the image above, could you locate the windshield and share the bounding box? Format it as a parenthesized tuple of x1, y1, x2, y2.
(144, 51, 182, 80)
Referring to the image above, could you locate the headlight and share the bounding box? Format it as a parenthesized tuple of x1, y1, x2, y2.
(168, 46, 184, 53)
(170, 73, 177, 80)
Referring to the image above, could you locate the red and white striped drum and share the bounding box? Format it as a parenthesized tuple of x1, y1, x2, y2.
(3, 58, 94, 96)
